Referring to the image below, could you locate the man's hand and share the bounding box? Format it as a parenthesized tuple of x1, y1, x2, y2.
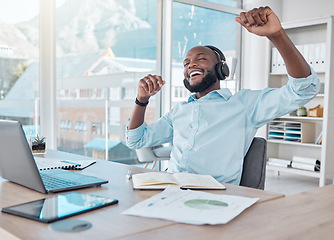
(235, 6, 282, 38)
(137, 74, 165, 103)
(128, 74, 165, 130)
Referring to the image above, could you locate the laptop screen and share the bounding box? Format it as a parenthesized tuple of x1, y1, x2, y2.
(0, 120, 46, 193)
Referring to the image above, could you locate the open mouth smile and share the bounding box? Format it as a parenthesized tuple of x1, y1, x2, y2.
(188, 69, 204, 79)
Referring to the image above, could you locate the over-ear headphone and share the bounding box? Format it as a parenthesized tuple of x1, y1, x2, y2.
(204, 45, 230, 80)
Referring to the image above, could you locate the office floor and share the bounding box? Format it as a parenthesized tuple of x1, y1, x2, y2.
(264, 169, 320, 196)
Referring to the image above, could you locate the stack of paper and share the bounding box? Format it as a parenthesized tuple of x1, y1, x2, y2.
(267, 158, 291, 168)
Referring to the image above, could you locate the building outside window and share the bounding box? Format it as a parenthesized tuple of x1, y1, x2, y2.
(56, 0, 158, 163)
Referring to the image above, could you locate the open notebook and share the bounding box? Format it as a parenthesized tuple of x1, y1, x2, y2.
(132, 172, 226, 190)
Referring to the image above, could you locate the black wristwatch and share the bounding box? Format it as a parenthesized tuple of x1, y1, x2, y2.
(135, 98, 149, 107)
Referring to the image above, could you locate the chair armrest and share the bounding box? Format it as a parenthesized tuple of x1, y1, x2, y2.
(135, 148, 158, 162)
(152, 146, 173, 158)
(136, 146, 173, 163)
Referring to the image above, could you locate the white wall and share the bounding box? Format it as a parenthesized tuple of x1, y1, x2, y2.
(282, 0, 334, 22)
(241, 0, 283, 137)
(241, 0, 283, 91)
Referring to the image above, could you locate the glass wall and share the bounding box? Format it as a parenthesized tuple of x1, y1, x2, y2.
(0, 0, 40, 141)
(55, 0, 158, 164)
(0, 0, 241, 166)
(171, 2, 240, 107)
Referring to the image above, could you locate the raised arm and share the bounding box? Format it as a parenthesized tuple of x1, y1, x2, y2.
(128, 74, 165, 130)
(235, 6, 310, 78)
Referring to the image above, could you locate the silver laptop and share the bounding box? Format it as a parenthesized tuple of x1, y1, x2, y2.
(0, 120, 108, 194)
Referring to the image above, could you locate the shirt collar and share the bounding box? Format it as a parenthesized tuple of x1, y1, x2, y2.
(187, 88, 232, 102)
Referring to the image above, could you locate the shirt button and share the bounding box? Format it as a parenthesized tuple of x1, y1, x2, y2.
(183, 157, 186, 160)
(188, 144, 192, 148)
(194, 109, 198, 112)
(193, 127, 196, 130)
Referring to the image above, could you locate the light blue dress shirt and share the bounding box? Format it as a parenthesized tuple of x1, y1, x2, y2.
(126, 68, 320, 185)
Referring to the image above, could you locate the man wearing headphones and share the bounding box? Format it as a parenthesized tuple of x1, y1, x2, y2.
(126, 7, 320, 185)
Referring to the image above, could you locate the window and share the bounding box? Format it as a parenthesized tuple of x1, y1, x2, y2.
(60, 119, 72, 132)
(91, 122, 104, 135)
(75, 120, 87, 133)
(0, 0, 40, 141)
(0, 0, 241, 166)
(171, 1, 241, 107)
(56, 0, 158, 163)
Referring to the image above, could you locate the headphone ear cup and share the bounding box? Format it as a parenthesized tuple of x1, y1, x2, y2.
(215, 62, 225, 80)
(215, 62, 230, 80)
(222, 62, 230, 79)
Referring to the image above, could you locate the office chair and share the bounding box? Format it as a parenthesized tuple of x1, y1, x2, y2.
(135, 145, 173, 169)
(239, 137, 267, 190)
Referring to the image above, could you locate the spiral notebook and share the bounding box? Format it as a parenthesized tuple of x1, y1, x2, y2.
(35, 157, 96, 171)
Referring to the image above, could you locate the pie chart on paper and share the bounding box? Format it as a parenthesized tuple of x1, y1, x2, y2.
(184, 199, 228, 210)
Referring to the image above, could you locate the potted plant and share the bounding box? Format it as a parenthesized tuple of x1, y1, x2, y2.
(30, 135, 46, 154)
(296, 106, 307, 116)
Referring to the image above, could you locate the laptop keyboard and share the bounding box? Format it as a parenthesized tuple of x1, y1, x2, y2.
(40, 172, 81, 190)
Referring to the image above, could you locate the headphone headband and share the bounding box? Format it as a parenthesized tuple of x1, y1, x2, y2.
(204, 45, 226, 62)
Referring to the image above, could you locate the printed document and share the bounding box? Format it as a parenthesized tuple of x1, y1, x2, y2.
(122, 187, 258, 225)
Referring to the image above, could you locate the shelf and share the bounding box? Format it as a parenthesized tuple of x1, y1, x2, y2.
(275, 116, 323, 121)
(267, 139, 322, 148)
(267, 165, 321, 178)
(266, 16, 334, 187)
(282, 16, 332, 29)
(270, 71, 325, 76)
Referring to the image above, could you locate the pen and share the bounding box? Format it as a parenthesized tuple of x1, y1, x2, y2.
(126, 170, 132, 180)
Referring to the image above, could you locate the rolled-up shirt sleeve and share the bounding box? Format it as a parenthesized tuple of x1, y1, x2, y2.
(125, 123, 146, 149)
(126, 115, 173, 149)
(243, 67, 320, 128)
(288, 67, 320, 97)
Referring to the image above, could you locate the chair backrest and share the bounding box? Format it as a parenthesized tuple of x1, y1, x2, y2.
(239, 137, 267, 190)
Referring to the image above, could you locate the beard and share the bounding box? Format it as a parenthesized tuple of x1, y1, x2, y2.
(183, 69, 218, 93)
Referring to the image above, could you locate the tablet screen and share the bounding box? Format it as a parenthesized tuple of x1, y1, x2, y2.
(2, 192, 118, 223)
